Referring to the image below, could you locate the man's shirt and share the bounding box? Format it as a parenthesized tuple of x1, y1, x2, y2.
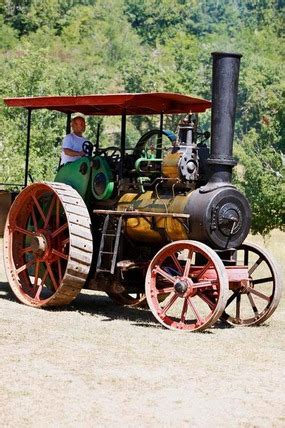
(61, 133, 86, 165)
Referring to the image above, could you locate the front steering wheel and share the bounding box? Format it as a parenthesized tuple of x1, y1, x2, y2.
(82, 140, 94, 156)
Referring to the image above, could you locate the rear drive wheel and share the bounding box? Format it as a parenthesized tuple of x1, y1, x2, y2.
(4, 182, 93, 307)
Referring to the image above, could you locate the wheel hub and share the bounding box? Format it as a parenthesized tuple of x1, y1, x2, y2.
(174, 279, 189, 295)
(31, 233, 48, 258)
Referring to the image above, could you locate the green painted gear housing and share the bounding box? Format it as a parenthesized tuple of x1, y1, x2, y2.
(54, 156, 115, 202)
(54, 157, 91, 198)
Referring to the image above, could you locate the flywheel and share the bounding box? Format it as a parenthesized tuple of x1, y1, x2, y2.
(4, 182, 93, 307)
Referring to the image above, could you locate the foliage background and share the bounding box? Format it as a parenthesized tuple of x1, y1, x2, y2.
(0, 0, 284, 235)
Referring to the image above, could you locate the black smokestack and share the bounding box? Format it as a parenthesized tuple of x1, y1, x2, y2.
(207, 51, 242, 185)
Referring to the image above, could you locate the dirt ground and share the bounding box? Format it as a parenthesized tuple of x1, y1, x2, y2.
(0, 232, 284, 428)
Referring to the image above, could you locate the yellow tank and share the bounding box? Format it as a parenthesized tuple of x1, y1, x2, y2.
(117, 191, 192, 244)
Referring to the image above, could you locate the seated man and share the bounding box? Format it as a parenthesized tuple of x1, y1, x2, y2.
(61, 113, 86, 165)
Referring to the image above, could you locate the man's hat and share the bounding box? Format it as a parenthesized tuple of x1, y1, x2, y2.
(71, 112, 85, 121)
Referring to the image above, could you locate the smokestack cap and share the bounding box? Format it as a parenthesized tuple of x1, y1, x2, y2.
(211, 51, 243, 59)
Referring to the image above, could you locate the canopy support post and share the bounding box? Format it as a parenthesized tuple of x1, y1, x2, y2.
(120, 110, 126, 179)
(66, 112, 71, 134)
(96, 122, 100, 152)
(157, 112, 163, 158)
(24, 108, 32, 187)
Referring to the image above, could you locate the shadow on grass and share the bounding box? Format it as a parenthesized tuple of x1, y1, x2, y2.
(67, 292, 158, 327)
(0, 281, 15, 301)
(0, 281, 248, 332)
(0, 281, 158, 327)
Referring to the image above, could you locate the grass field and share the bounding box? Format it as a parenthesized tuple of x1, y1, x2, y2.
(0, 232, 284, 427)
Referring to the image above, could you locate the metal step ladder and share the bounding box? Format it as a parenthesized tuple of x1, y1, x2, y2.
(96, 214, 123, 274)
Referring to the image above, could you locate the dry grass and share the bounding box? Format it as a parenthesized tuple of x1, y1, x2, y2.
(0, 233, 284, 427)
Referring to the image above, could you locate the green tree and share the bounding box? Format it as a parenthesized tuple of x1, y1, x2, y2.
(0, 0, 284, 234)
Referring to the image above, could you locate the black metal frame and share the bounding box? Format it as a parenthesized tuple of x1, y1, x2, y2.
(66, 112, 71, 134)
(24, 108, 32, 187)
(0, 106, 166, 190)
(120, 110, 126, 179)
(157, 112, 163, 158)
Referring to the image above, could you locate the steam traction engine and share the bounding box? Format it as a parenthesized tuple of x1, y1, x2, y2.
(3, 52, 282, 331)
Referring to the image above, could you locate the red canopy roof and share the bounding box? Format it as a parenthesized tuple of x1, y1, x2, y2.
(4, 92, 211, 115)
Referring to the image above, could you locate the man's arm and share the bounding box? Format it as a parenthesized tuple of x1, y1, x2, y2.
(63, 148, 84, 157)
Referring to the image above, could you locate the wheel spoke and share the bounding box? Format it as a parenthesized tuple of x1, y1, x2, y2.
(45, 262, 59, 291)
(14, 225, 35, 237)
(16, 258, 35, 274)
(44, 195, 56, 228)
(156, 286, 173, 295)
(195, 261, 212, 279)
(34, 260, 40, 287)
(31, 207, 38, 232)
(183, 249, 193, 277)
(248, 256, 263, 275)
(252, 276, 273, 285)
(247, 293, 259, 317)
(244, 249, 249, 266)
(32, 195, 46, 223)
(236, 293, 241, 320)
(62, 238, 70, 246)
(180, 298, 188, 323)
(41, 267, 49, 286)
(187, 297, 204, 325)
(198, 292, 215, 309)
(51, 222, 68, 238)
(192, 281, 212, 289)
(19, 246, 33, 255)
(248, 287, 270, 302)
(34, 266, 47, 300)
(170, 254, 183, 275)
(160, 293, 178, 316)
(154, 266, 176, 284)
(225, 290, 240, 308)
(51, 248, 68, 260)
(34, 284, 43, 300)
(57, 259, 63, 284)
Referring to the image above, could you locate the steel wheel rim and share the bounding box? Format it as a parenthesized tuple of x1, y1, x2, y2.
(145, 240, 228, 331)
(222, 242, 282, 326)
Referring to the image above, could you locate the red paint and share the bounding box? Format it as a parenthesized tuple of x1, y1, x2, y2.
(4, 92, 211, 115)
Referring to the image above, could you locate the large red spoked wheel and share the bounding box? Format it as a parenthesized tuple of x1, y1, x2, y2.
(222, 242, 282, 326)
(145, 240, 228, 331)
(4, 182, 93, 307)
